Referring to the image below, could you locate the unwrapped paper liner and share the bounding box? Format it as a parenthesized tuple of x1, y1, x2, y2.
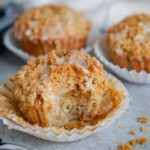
(0, 74, 129, 142)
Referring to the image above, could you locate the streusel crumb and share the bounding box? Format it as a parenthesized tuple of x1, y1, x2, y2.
(138, 115, 150, 124)
(141, 126, 148, 132)
(129, 130, 136, 136)
(129, 140, 137, 146)
(118, 143, 133, 150)
(137, 136, 149, 145)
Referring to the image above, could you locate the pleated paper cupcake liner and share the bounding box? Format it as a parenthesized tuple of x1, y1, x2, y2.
(3, 29, 93, 61)
(94, 40, 150, 84)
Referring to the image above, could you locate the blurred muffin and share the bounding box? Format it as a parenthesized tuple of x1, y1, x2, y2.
(13, 5, 91, 56)
(106, 14, 150, 72)
(13, 49, 108, 128)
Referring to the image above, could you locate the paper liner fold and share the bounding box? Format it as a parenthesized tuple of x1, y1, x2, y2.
(3, 29, 92, 61)
(94, 40, 150, 84)
(0, 74, 129, 142)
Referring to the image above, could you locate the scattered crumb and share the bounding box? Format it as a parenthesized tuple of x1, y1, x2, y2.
(141, 126, 148, 132)
(129, 140, 137, 146)
(118, 143, 133, 150)
(137, 136, 149, 145)
(117, 114, 150, 149)
(138, 115, 150, 124)
(129, 130, 136, 135)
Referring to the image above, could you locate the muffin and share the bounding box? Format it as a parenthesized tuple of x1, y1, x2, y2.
(13, 5, 91, 56)
(106, 14, 150, 72)
(13, 49, 108, 128)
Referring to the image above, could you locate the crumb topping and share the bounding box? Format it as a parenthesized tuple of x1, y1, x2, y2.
(13, 5, 91, 41)
(13, 49, 109, 127)
(0, 74, 125, 131)
(107, 14, 150, 57)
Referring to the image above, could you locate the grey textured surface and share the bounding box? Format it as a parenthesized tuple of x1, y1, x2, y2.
(0, 50, 150, 150)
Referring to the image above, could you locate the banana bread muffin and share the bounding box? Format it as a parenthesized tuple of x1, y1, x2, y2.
(13, 49, 108, 128)
(106, 14, 150, 72)
(13, 5, 91, 56)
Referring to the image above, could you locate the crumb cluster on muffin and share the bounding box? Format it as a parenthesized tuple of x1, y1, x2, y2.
(13, 49, 108, 128)
(106, 14, 150, 72)
(13, 5, 91, 55)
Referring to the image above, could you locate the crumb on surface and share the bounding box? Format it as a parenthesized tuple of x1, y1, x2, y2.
(129, 130, 136, 135)
(138, 115, 150, 124)
(117, 114, 150, 150)
(117, 143, 133, 150)
(141, 126, 148, 132)
(137, 136, 149, 145)
(118, 137, 149, 150)
(129, 140, 137, 146)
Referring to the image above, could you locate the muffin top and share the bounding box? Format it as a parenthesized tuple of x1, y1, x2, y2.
(13, 5, 91, 41)
(13, 49, 108, 128)
(106, 14, 150, 57)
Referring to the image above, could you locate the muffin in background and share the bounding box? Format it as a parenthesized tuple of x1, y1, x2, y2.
(13, 5, 91, 56)
(106, 14, 150, 72)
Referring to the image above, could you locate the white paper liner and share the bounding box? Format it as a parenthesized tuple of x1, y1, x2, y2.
(0, 74, 129, 142)
(94, 39, 150, 84)
(3, 29, 93, 61)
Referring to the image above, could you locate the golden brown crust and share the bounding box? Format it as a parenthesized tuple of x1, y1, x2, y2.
(13, 5, 91, 55)
(106, 14, 150, 72)
(109, 50, 150, 72)
(18, 36, 87, 56)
